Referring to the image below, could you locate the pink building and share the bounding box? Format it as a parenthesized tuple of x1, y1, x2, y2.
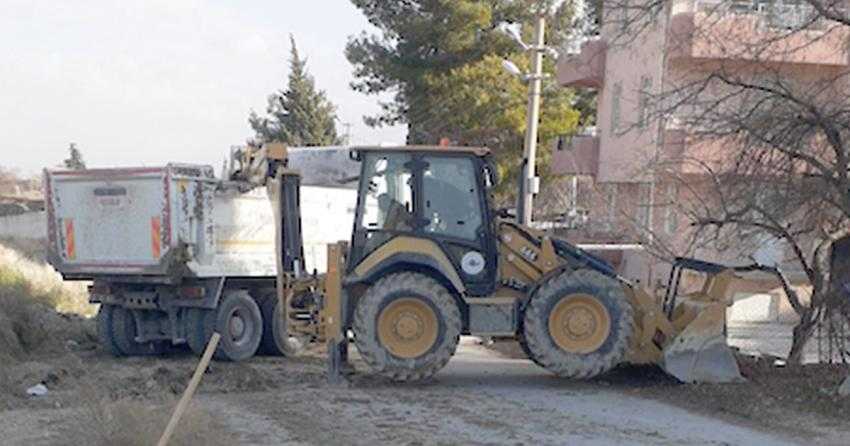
(552, 0, 849, 286)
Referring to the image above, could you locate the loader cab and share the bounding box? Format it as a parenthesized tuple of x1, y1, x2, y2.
(347, 146, 500, 296)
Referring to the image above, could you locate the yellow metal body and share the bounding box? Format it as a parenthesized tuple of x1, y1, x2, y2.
(352, 236, 466, 294)
(321, 243, 346, 344)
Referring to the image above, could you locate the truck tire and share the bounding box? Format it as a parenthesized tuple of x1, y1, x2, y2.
(201, 291, 263, 362)
(521, 269, 634, 379)
(97, 304, 160, 357)
(186, 308, 213, 356)
(258, 294, 304, 357)
(353, 272, 461, 382)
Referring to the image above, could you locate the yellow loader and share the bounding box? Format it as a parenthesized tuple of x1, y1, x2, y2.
(268, 145, 760, 384)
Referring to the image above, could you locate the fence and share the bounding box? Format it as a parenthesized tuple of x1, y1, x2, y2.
(694, 0, 837, 31)
(0, 211, 46, 240)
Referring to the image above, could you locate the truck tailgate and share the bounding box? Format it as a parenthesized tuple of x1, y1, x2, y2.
(46, 167, 172, 275)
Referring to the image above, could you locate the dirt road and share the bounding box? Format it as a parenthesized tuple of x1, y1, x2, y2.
(1, 338, 825, 445)
(199, 339, 795, 446)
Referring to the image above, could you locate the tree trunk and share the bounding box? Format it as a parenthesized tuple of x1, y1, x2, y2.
(788, 308, 818, 365)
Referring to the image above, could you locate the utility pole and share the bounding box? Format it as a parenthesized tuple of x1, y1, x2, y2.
(342, 122, 353, 145)
(517, 13, 546, 226)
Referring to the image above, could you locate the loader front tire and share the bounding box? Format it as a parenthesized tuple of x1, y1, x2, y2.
(522, 269, 633, 379)
(353, 272, 461, 382)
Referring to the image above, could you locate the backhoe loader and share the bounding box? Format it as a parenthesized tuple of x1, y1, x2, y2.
(265, 145, 766, 384)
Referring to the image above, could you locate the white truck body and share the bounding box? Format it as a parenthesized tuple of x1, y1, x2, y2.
(45, 151, 359, 280)
(43, 147, 360, 358)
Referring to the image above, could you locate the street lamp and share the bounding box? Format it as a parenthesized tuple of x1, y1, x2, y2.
(499, 13, 559, 227)
(501, 59, 524, 78)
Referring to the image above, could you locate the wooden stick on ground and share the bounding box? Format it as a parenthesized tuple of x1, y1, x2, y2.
(157, 332, 221, 446)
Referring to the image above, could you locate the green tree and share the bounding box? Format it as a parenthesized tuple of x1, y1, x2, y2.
(250, 35, 341, 146)
(63, 143, 86, 170)
(346, 0, 585, 200)
(420, 55, 580, 199)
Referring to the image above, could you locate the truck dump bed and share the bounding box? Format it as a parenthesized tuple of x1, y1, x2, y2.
(45, 164, 225, 278)
(46, 163, 356, 281)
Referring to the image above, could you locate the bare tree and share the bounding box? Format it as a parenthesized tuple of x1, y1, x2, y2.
(599, 0, 850, 363)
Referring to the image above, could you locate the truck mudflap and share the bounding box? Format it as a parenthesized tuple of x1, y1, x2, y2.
(661, 302, 743, 383)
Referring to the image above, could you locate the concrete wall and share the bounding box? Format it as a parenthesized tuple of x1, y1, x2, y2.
(0, 211, 46, 240)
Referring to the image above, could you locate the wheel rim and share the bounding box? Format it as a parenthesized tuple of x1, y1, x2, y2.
(377, 297, 439, 359)
(548, 293, 611, 354)
(227, 308, 251, 346)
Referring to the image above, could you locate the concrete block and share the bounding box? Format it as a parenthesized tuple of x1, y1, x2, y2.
(728, 293, 779, 323)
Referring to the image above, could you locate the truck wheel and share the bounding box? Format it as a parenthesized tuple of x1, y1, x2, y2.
(186, 308, 213, 356)
(521, 269, 634, 379)
(258, 294, 304, 357)
(97, 305, 160, 357)
(202, 291, 263, 361)
(353, 272, 461, 382)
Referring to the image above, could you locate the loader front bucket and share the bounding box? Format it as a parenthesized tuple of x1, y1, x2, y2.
(661, 303, 743, 383)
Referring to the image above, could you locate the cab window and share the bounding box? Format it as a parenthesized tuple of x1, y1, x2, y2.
(422, 156, 482, 241)
(359, 153, 414, 231)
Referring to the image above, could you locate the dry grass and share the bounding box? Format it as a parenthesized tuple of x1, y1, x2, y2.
(67, 395, 235, 446)
(0, 242, 93, 316)
(0, 242, 96, 366)
(0, 237, 46, 262)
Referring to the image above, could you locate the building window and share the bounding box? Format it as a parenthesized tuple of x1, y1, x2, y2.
(664, 184, 679, 235)
(636, 183, 652, 230)
(638, 76, 652, 129)
(611, 82, 622, 134)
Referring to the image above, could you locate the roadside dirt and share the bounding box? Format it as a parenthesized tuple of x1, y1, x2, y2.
(489, 339, 850, 443)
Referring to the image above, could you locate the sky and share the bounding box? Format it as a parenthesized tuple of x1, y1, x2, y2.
(0, 0, 406, 174)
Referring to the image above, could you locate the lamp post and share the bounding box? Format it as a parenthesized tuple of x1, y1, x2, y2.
(500, 12, 552, 226)
(517, 14, 546, 227)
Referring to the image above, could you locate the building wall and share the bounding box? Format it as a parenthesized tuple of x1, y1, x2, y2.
(596, 3, 670, 183)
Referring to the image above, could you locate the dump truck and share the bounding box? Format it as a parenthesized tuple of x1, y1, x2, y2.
(44, 146, 356, 361)
(254, 145, 770, 384)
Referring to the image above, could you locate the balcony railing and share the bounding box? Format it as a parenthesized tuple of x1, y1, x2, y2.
(551, 131, 600, 176)
(694, 0, 837, 31)
(669, 1, 850, 66)
(556, 38, 607, 89)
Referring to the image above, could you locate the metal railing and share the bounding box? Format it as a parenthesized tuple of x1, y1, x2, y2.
(694, 0, 836, 31)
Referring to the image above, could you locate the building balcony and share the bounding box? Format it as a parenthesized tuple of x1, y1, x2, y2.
(556, 38, 607, 89)
(668, 1, 850, 67)
(551, 132, 600, 176)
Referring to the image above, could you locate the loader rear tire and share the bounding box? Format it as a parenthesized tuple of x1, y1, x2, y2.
(97, 305, 160, 357)
(522, 269, 633, 379)
(353, 272, 461, 382)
